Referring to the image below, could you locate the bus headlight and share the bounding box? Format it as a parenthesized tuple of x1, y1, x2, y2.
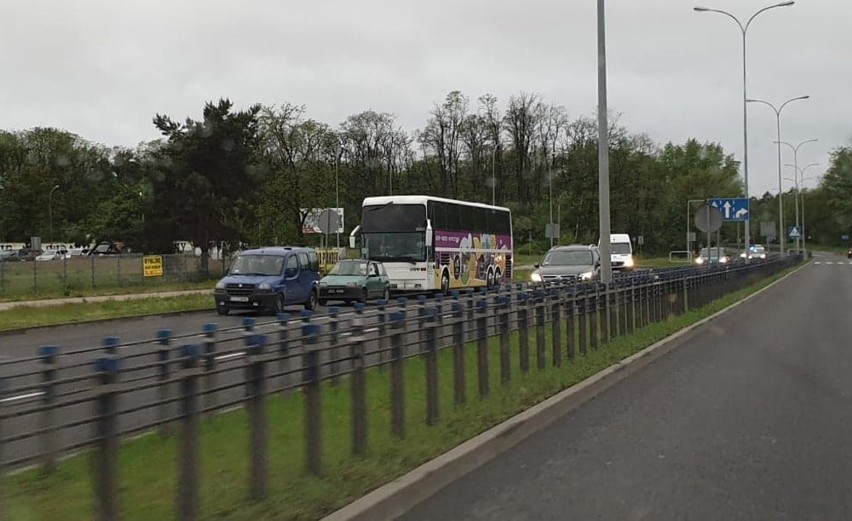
(623, 257, 634, 268)
(530, 272, 543, 283)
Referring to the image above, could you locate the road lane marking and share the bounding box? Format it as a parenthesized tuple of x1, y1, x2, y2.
(1, 391, 45, 404)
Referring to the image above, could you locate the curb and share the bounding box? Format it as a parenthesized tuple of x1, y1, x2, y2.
(322, 261, 809, 521)
(0, 289, 212, 311)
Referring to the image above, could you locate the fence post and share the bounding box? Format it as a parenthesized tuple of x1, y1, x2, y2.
(499, 296, 511, 384)
(202, 323, 218, 412)
(535, 291, 546, 370)
(599, 283, 609, 346)
(609, 283, 619, 340)
(425, 308, 439, 426)
(476, 299, 490, 398)
(450, 298, 466, 406)
(90, 254, 95, 289)
(551, 288, 562, 367)
(62, 255, 68, 294)
(517, 292, 531, 373)
(93, 355, 121, 521)
(389, 311, 406, 439)
(578, 287, 589, 355)
(376, 301, 388, 368)
(589, 285, 599, 350)
(32, 258, 37, 293)
(102, 336, 119, 355)
(328, 307, 341, 385)
(38, 345, 59, 473)
(0, 376, 5, 520)
(565, 287, 576, 360)
(156, 329, 172, 438)
(350, 316, 367, 456)
(246, 333, 268, 500)
(301, 324, 322, 476)
(176, 344, 201, 521)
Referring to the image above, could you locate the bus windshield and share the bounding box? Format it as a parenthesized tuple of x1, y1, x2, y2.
(363, 233, 425, 263)
(361, 203, 427, 263)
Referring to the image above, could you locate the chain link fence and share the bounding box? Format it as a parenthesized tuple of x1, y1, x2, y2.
(0, 254, 233, 298)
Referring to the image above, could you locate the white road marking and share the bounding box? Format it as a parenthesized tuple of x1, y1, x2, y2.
(814, 261, 822, 265)
(826, 262, 834, 265)
(1, 391, 45, 404)
(215, 352, 245, 362)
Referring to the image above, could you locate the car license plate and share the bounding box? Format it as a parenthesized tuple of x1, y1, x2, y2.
(230, 296, 249, 302)
(332, 289, 344, 294)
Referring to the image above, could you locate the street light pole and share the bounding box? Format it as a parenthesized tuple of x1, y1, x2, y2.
(777, 139, 817, 252)
(746, 95, 809, 254)
(491, 145, 497, 206)
(48, 184, 60, 243)
(795, 163, 819, 254)
(549, 153, 554, 248)
(694, 1, 795, 258)
(597, 0, 613, 284)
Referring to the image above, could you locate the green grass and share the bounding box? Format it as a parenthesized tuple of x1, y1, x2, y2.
(7, 263, 799, 520)
(0, 294, 214, 331)
(0, 280, 216, 303)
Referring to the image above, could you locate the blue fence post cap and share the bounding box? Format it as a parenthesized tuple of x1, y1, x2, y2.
(157, 329, 172, 344)
(102, 336, 120, 352)
(179, 344, 201, 364)
(376, 300, 387, 310)
(476, 299, 488, 313)
(301, 310, 313, 322)
(242, 317, 256, 330)
(38, 345, 59, 360)
(396, 297, 407, 307)
(203, 323, 218, 336)
(276, 313, 291, 325)
(353, 302, 365, 313)
(389, 311, 406, 329)
(417, 294, 428, 304)
(451, 302, 464, 318)
(451, 290, 460, 300)
(94, 356, 121, 374)
(328, 306, 340, 319)
(246, 333, 267, 354)
(301, 324, 320, 344)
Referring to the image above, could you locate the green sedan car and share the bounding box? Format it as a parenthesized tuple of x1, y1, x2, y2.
(318, 259, 391, 305)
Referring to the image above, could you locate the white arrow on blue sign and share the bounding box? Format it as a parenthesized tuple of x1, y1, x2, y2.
(707, 198, 749, 222)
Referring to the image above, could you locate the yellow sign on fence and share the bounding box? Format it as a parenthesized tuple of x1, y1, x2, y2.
(143, 256, 164, 277)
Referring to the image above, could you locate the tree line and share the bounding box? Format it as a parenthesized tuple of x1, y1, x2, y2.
(0, 91, 847, 258)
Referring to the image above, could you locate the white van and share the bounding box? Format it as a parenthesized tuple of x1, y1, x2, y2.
(600, 233, 634, 271)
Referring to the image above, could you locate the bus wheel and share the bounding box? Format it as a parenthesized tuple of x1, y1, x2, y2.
(441, 272, 450, 295)
(486, 268, 495, 290)
(494, 268, 502, 288)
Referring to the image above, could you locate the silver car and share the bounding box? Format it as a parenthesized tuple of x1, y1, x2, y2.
(530, 245, 601, 284)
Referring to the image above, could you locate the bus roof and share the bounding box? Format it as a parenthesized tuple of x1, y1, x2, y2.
(361, 195, 510, 213)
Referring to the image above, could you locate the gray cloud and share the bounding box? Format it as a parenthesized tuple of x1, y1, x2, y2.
(0, 0, 847, 195)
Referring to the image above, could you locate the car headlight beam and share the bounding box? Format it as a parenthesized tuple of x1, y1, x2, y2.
(531, 272, 543, 283)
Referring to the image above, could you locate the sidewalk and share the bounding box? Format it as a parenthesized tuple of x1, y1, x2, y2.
(0, 289, 212, 312)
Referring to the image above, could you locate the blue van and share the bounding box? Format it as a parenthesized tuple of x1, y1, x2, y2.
(214, 247, 320, 315)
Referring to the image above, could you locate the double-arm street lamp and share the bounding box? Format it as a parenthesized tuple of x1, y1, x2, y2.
(746, 95, 810, 253)
(694, 1, 795, 256)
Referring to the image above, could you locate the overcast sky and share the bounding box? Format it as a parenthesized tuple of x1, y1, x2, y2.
(1, 0, 848, 195)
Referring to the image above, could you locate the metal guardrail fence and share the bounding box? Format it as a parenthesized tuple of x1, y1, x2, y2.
(0, 255, 801, 518)
(0, 254, 230, 298)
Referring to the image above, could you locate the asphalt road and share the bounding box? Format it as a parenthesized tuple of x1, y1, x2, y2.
(402, 252, 852, 521)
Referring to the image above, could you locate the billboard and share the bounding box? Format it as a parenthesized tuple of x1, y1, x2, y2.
(301, 208, 345, 234)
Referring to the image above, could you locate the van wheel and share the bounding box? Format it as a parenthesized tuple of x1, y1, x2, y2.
(494, 268, 502, 288)
(441, 271, 450, 296)
(273, 294, 286, 315)
(486, 268, 495, 290)
(305, 290, 318, 311)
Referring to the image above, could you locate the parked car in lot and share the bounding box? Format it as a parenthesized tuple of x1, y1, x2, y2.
(66, 247, 90, 258)
(214, 246, 320, 315)
(318, 259, 391, 305)
(0, 250, 22, 262)
(35, 249, 68, 261)
(530, 244, 601, 284)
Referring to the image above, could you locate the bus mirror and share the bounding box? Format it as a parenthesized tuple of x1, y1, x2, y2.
(349, 235, 356, 249)
(425, 222, 433, 246)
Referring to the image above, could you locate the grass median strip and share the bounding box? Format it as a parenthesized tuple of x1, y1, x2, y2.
(0, 280, 216, 303)
(0, 294, 214, 331)
(7, 265, 798, 520)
